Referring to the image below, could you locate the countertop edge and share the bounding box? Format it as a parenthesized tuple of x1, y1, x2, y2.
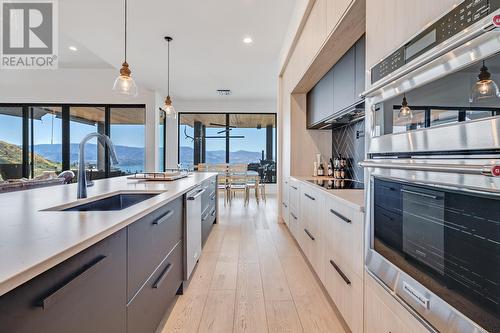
(0, 172, 217, 296)
(290, 176, 365, 212)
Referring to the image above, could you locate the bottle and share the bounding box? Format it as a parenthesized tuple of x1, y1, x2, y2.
(313, 162, 318, 177)
(317, 162, 324, 176)
(327, 159, 333, 177)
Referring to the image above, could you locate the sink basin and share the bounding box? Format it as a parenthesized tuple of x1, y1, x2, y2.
(61, 193, 160, 212)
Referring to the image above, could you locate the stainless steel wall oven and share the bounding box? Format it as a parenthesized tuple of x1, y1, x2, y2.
(362, 1, 500, 332)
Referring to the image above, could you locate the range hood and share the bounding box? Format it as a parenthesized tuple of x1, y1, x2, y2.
(309, 100, 365, 130)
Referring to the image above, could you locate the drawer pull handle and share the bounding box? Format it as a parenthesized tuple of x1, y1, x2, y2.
(153, 263, 174, 289)
(401, 189, 438, 200)
(330, 209, 351, 224)
(38, 255, 108, 309)
(304, 228, 315, 241)
(210, 194, 216, 201)
(329, 259, 351, 286)
(282, 202, 288, 208)
(210, 209, 216, 217)
(187, 189, 206, 200)
(153, 210, 174, 226)
(291, 186, 298, 190)
(290, 212, 298, 220)
(304, 193, 315, 201)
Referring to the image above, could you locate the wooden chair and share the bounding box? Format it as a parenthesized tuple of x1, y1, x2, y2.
(247, 178, 266, 203)
(197, 163, 207, 171)
(227, 172, 249, 205)
(213, 164, 229, 206)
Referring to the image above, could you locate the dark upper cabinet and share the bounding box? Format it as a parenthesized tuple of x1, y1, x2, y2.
(307, 36, 366, 129)
(307, 67, 334, 127)
(355, 36, 366, 100)
(333, 46, 356, 115)
(0, 230, 127, 333)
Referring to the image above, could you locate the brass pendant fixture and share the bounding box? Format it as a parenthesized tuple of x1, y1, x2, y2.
(113, 0, 138, 96)
(161, 36, 177, 119)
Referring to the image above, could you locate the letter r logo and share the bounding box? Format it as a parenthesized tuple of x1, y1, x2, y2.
(2, 2, 53, 54)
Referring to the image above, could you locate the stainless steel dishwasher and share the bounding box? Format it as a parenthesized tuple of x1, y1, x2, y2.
(185, 187, 204, 280)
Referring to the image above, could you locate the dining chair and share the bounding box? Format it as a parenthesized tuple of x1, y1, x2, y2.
(214, 164, 229, 206)
(247, 177, 266, 203)
(227, 172, 249, 205)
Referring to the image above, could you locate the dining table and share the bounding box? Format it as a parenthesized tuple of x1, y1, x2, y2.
(222, 170, 261, 203)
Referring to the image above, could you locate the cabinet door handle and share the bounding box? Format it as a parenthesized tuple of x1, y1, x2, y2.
(401, 189, 438, 200)
(153, 210, 174, 226)
(153, 263, 174, 289)
(304, 228, 315, 241)
(329, 259, 351, 286)
(291, 186, 298, 190)
(330, 209, 351, 224)
(290, 213, 298, 220)
(282, 202, 288, 208)
(210, 193, 216, 201)
(38, 255, 108, 309)
(210, 209, 216, 217)
(187, 188, 206, 200)
(304, 193, 315, 201)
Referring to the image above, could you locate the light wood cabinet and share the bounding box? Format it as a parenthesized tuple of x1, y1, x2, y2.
(299, 184, 326, 282)
(325, 257, 363, 333)
(282, 178, 290, 227)
(325, 195, 364, 278)
(326, 0, 353, 34)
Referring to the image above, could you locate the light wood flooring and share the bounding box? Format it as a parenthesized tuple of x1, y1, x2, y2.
(160, 194, 346, 333)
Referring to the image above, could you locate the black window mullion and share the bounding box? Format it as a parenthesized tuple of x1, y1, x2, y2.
(225, 113, 230, 163)
(61, 105, 70, 171)
(22, 106, 29, 178)
(29, 107, 34, 179)
(104, 106, 111, 178)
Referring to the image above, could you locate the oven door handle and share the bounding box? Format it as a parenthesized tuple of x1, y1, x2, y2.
(401, 189, 438, 200)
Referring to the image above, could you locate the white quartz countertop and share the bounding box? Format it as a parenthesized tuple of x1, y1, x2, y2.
(0, 172, 217, 296)
(291, 176, 365, 211)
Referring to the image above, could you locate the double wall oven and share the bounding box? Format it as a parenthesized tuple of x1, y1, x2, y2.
(363, 1, 500, 332)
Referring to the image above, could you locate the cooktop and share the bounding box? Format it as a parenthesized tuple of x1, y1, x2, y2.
(306, 179, 364, 190)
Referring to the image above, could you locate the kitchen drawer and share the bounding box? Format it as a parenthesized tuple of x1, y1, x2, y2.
(282, 200, 290, 227)
(0, 230, 127, 333)
(325, 256, 363, 333)
(127, 197, 183, 300)
(202, 206, 217, 247)
(289, 207, 300, 240)
(289, 179, 300, 211)
(127, 241, 183, 333)
(326, 196, 364, 278)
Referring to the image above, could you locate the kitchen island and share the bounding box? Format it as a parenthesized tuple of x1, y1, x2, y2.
(0, 172, 218, 333)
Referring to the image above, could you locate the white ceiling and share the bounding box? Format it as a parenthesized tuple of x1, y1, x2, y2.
(59, 0, 297, 103)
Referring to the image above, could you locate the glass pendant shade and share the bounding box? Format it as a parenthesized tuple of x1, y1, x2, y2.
(162, 96, 177, 119)
(398, 94, 413, 120)
(470, 62, 500, 102)
(113, 62, 138, 96)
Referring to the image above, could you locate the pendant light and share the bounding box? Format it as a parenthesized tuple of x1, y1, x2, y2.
(398, 93, 413, 120)
(161, 36, 177, 119)
(112, 0, 138, 97)
(469, 60, 500, 102)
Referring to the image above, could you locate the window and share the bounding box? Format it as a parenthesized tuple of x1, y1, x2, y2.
(30, 106, 63, 177)
(0, 106, 23, 180)
(0, 104, 145, 181)
(69, 106, 106, 179)
(178, 113, 277, 183)
(110, 107, 145, 175)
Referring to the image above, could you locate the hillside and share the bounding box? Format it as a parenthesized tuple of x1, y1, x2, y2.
(0, 141, 61, 176)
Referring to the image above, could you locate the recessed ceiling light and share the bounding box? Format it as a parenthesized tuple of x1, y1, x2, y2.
(243, 37, 253, 44)
(68, 46, 78, 51)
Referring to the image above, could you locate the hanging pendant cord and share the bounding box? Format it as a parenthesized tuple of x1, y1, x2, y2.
(124, 0, 127, 62)
(167, 39, 170, 95)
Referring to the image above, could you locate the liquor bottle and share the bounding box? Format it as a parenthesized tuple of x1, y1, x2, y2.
(317, 162, 324, 176)
(327, 159, 333, 177)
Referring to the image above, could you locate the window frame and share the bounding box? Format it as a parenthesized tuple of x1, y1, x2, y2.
(0, 103, 146, 179)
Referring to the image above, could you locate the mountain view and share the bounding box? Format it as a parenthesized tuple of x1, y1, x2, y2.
(0, 141, 60, 178)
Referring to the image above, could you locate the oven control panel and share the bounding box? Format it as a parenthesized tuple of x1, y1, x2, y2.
(371, 0, 500, 84)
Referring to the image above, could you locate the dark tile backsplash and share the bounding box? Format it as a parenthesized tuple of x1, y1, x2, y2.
(331, 120, 365, 182)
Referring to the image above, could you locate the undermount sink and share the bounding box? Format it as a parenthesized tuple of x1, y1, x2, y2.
(50, 192, 161, 212)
